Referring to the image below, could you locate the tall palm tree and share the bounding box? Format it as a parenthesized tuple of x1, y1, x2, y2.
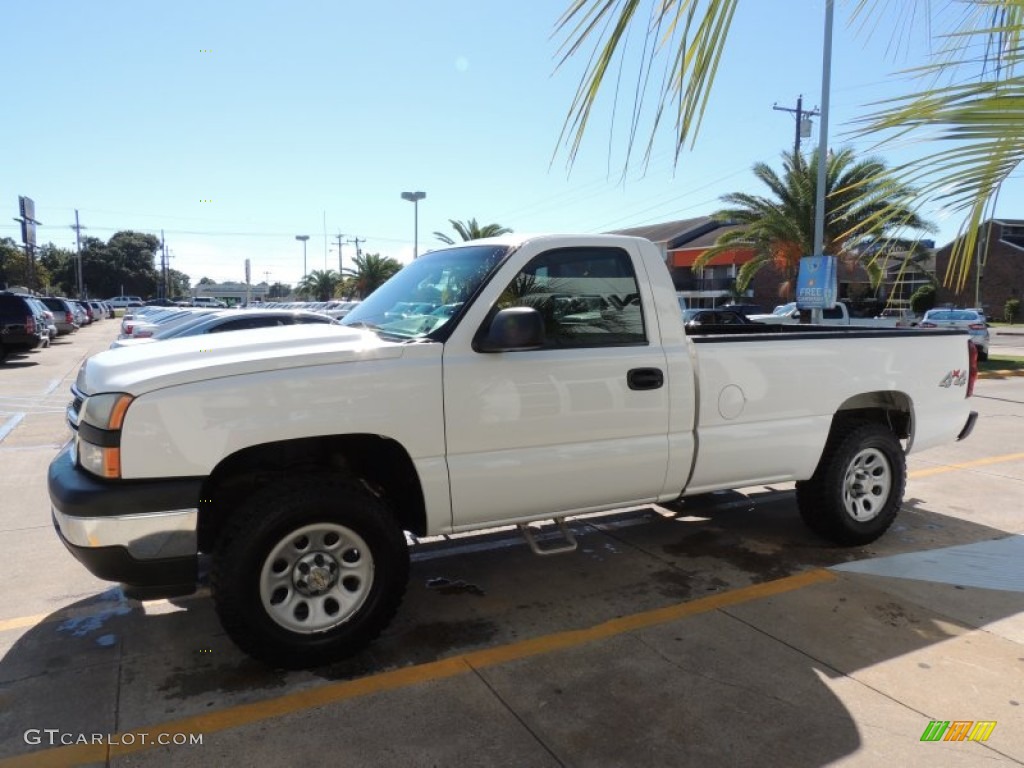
(433, 218, 512, 245)
(297, 269, 342, 302)
(343, 253, 402, 298)
(555, 0, 1024, 289)
(695, 149, 932, 298)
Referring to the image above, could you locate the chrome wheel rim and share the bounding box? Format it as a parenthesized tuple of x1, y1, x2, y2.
(259, 523, 373, 634)
(842, 448, 892, 523)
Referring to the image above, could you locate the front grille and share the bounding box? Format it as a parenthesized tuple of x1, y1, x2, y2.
(68, 385, 85, 430)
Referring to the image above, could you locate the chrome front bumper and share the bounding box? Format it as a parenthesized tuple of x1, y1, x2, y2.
(52, 507, 197, 561)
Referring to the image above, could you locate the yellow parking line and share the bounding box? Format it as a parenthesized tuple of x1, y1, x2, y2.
(0, 614, 50, 633)
(910, 452, 1024, 479)
(0, 569, 835, 767)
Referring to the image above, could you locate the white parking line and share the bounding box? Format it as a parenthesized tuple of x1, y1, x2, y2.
(0, 413, 25, 444)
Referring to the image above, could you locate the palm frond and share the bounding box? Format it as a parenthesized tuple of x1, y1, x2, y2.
(555, 0, 739, 170)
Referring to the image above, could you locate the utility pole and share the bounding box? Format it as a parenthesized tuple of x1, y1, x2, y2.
(70, 210, 86, 298)
(773, 95, 820, 158)
(160, 230, 170, 299)
(810, 0, 836, 326)
(348, 236, 365, 260)
(334, 233, 346, 274)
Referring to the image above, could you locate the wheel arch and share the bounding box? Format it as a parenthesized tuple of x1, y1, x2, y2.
(833, 390, 913, 441)
(197, 434, 428, 552)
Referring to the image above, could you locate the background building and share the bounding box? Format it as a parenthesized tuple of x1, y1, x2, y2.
(934, 220, 1024, 316)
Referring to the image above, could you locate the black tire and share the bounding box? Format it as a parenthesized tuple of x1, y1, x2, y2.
(795, 420, 906, 546)
(977, 347, 989, 362)
(211, 476, 409, 669)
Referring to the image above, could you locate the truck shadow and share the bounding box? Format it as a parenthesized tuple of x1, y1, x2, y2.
(2, 491, 1021, 764)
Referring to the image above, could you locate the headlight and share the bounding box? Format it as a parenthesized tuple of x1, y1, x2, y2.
(77, 392, 133, 478)
(81, 393, 133, 430)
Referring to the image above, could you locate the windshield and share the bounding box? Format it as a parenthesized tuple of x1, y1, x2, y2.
(773, 303, 796, 315)
(341, 244, 510, 339)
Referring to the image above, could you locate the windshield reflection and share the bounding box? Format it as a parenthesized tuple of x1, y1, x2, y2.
(341, 245, 509, 339)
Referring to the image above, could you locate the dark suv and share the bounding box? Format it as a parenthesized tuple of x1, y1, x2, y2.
(0, 292, 47, 361)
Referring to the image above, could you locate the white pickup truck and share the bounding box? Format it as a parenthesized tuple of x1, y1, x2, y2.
(49, 234, 978, 668)
(750, 301, 900, 327)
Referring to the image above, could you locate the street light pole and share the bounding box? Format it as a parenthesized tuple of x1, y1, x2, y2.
(295, 235, 310, 283)
(401, 191, 426, 259)
(810, 0, 835, 325)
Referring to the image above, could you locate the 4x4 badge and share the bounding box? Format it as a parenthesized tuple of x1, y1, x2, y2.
(939, 369, 967, 388)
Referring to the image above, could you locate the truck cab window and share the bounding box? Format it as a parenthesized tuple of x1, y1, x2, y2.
(493, 247, 646, 348)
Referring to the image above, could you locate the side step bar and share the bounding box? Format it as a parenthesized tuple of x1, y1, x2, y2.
(517, 517, 579, 556)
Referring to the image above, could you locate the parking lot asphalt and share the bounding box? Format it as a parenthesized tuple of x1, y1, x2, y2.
(1, 322, 1022, 766)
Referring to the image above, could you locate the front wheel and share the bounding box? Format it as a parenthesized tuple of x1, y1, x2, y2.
(211, 477, 409, 669)
(796, 420, 906, 546)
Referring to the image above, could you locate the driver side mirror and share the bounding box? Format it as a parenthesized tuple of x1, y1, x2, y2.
(475, 307, 546, 353)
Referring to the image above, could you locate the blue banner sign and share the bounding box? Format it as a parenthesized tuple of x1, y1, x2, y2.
(796, 255, 837, 310)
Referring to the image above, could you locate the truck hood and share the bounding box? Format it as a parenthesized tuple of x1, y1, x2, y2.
(77, 324, 407, 396)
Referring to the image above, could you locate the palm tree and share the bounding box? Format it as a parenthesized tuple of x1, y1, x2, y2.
(555, 0, 1024, 290)
(297, 269, 342, 302)
(695, 149, 932, 298)
(343, 253, 402, 298)
(433, 218, 512, 245)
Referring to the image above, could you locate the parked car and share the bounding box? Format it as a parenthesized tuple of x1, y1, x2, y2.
(0, 292, 48, 360)
(682, 308, 762, 327)
(749, 301, 901, 328)
(68, 301, 89, 327)
(919, 308, 990, 360)
(86, 300, 107, 321)
(191, 296, 228, 308)
(102, 301, 115, 319)
(119, 308, 213, 339)
(110, 310, 340, 347)
(324, 300, 361, 319)
(39, 297, 80, 335)
(717, 302, 766, 317)
(24, 298, 57, 346)
(107, 295, 145, 308)
(876, 308, 920, 328)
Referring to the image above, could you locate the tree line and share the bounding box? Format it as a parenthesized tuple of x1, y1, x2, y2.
(0, 231, 189, 299)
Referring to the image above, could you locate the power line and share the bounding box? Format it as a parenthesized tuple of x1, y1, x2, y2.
(586, 167, 750, 233)
(0, 222, 408, 244)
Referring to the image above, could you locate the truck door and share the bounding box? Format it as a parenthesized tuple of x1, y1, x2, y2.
(441, 244, 672, 529)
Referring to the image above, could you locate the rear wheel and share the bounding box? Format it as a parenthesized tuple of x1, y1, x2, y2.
(796, 420, 905, 546)
(212, 476, 409, 669)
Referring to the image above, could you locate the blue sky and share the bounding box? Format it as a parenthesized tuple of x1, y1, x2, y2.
(2, 1, 1015, 289)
